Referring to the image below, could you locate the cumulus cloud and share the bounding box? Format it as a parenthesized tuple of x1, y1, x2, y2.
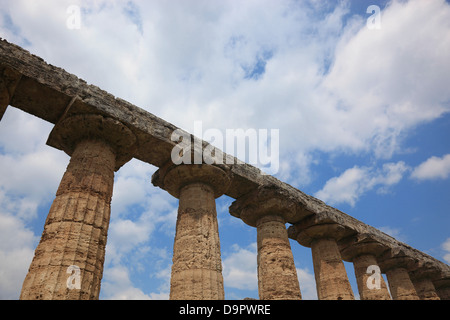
(411, 154, 450, 181)
(296, 267, 318, 300)
(322, 0, 450, 158)
(0, 212, 38, 299)
(442, 238, 450, 264)
(314, 161, 409, 207)
(222, 243, 258, 291)
(0, 108, 68, 298)
(101, 265, 169, 300)
(2, 0, 449, 183)
(2, 0, 450, 299)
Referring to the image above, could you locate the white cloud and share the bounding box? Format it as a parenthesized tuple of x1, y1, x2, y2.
(2, 0, 450, 300)
(378, 226, 407, 243)
(2, 0, 449, 185)
(411, 154, 450, 181)
(442, 238, 450, 264)
(314, 161, 409, 207)
(296, 267, 318, 300)
(0, 212, 38, 299)
(222, 243, 258, 291)
(101, 265, 169, 300)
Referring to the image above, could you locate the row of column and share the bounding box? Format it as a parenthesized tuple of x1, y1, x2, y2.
(2, 101, 447, 299)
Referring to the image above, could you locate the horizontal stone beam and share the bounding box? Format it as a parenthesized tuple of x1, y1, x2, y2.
(1, 38, 448, 282)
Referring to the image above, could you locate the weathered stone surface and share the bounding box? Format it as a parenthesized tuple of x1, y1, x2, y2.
(412, 277, 440, 300)
(229, 187, 302, 300)
(20, 114, 136, 300)
(310, 238, 355, 300)
(20, 139, 115, 300)
(337, 235, 391, 299)
(152, 163, 231, 199)
(435, 280, 450, 300)
(256, 215, 302, 300)
(155, 164, 228, 300)
(1, 38, 449, 299)
(377, 249, 420, 300)
(385, 267, 420, 300)
(229, 186, 310, 228)
(290, 221, 355, 249)
(47, 114, 137, 171)
(339, 234, 390, 262)
(353, 254, 391, 300)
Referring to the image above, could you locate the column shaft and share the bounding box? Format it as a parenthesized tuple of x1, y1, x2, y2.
(353, 254, 391, 300)
(256, 215, 301, 300)
(413, 278, 440, 300)
(385, 267, 420, 300)
(436, 286, 450, 300)
(170, 182, 224, 300)
(20, 139, 115, 300)
(311, 238, 354, 300)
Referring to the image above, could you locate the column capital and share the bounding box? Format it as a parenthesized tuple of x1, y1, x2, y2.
(229, 186, 307, 228)
(289, 215, 355, 248)
(378, 247, 418, 273)
(47, 114, 137, 171)
(339, 234, 390, 262)
(152, 163, 231, 199)
(409, 263, 443, 283)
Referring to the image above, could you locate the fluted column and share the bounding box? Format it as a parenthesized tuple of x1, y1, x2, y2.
(290, 219, 355, 300)
(412, 278, 440, 300)
(20, 114, 136, 300)
(386, 268, 419, 300)
(152, 164, 231, 300)
(339, 236, 391, 300)
(353, 254, 391, 300)
(434, 278, 450, 300)
(410, 268, 441, 300)
(230, 187, 302, 300)
(379, 252, 420, 300)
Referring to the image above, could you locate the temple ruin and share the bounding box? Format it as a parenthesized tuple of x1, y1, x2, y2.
(0, 38, 449, 300)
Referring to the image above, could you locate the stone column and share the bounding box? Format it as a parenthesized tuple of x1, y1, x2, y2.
(352, 254, 391, 300)
(20, 114, 136, 300)
(434, 278, 450, 300)
(339, 236, 391, 300)
(410, 268, 441, 300)
(229, 187, 302, 300)
(152, 164, 231, 300)
(412, 278, 440, 300)
(379, 253, 420, 300)
(290, 219, 355, 300)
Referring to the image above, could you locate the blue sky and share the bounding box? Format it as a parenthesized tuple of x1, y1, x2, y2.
(0, 0, 450, 300)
